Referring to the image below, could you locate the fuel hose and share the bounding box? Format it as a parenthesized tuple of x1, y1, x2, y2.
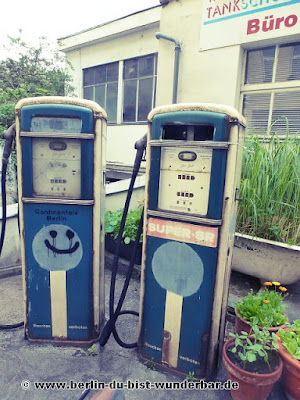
(99, 133, 147, 348)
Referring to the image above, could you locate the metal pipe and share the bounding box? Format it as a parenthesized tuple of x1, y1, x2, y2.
(155, 32, 181, 104)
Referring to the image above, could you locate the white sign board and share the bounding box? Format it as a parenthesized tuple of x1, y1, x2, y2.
(199, 0, 300, 51)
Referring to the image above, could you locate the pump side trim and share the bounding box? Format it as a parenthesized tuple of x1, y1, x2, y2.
(22, 198, 94, 205)
(150, 140, 229, 149)
(148, 209, 222, 225)
(20, 132, 94, 140)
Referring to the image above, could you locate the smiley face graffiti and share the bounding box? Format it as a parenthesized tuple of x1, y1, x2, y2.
(44, 229, 80, 256)
(32, 224, 83, 271)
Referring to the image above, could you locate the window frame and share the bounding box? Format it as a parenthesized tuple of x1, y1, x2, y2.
(82, 53, 157, 125)
(122, 54, 157, 124)
(240, 43, 300, 137)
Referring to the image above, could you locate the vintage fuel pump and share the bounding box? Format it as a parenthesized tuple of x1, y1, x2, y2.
(15, 97, 107, 345)
(138, 103, 246, 379)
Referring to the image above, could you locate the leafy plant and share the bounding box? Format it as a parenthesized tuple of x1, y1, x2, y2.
(143, 357, 156, 370)
(0, 32, 74, 135)
(234, 281, 288, 327)
(185, 371, 197, 382)
(105, 206, 143, 244)
(278, 320, 300, 360)
(237, 134, 300, 245)
(87, 344, 97, 356)
(229, 324, 279, 371)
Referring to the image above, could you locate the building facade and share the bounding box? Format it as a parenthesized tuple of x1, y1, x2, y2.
(59, 0, 300, 177)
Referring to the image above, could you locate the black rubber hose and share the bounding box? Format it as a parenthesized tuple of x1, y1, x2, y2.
(99, 134, 147, 348)
(77, 388, 90, 400)
(0, 124, 24, 330)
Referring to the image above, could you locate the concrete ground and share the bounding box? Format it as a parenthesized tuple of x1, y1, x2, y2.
(0, 264, 299, 400)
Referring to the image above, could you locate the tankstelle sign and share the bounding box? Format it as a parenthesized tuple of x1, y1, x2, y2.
(199, 0, 300, 50)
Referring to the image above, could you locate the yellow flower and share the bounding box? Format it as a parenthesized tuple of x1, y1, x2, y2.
(279, 286, 288, 292)
(262, 299, 270, 304)
(272, 281, 281, 286)
(264, 282, 273, 286)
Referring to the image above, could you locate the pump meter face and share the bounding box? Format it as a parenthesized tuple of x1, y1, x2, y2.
(30, 116, 82, 199)
(32, 138, 81, 198)
(158, 147, 212, 216)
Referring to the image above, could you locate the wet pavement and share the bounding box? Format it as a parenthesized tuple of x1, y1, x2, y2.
(0, 263, 299, 400)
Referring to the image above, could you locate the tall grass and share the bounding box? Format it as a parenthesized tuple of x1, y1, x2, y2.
(236, 135, 300, 245)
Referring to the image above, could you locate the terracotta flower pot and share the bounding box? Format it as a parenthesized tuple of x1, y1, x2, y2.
(277, 339, 300, 400)
(223, 337, 283, 400)
(235, 309, 286, 335)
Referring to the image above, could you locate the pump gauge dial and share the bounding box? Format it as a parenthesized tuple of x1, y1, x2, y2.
(32, 138, 81, 198)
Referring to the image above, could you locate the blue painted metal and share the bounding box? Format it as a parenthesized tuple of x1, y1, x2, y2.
(20, 103, 97, 343)
(139, 110, 232, 377)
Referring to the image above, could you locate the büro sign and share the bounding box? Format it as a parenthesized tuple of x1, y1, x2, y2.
(200, 0, 300, 51)
(247, 13, 298, 34)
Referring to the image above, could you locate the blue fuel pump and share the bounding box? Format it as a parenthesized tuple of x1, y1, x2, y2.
(138, 103, 246, 379)
(15, 96, 107, 345)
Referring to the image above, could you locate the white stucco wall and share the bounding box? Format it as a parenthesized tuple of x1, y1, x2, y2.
(156, 0, 244, 108)
(60, 7, 160, 167)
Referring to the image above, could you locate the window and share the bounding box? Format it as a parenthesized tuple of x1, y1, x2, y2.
(83, 62, 118, 123)
(242, 43, 300, 135)
(82, 54, 157, 124)
(123, 54, 157, 122)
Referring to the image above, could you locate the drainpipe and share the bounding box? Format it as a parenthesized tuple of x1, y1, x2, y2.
(155, 32, 181, 104)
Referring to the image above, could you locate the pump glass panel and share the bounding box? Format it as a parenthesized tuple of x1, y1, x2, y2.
(31, 117, 82, 133)
(158, 147, 212, 215)
(32, 138, 81, 198)
(162, 124, 214, 141)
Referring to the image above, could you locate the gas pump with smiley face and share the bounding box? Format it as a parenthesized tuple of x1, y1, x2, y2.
(15, 97, 107, 345)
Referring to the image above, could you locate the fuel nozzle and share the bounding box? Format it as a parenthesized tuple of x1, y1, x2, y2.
(2, 123, 16, 165)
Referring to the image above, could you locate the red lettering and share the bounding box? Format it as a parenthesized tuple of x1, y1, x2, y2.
(212, 5, 221, 17)
(247, 14, 298, 35)
(275, 17, 284, 29)
(233, 0, 240, 11)
(284, 14, 298, 28)
(262, 15, 274, 32)
(247, 18, 260, 34)
(206, 7, 213, 18)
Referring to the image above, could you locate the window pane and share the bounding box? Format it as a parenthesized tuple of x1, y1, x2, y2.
(123, 80, 137, 122)
(83, 86, 94, 100)
(139, 55, 154, 77)
(95, 66, 106, 84)
(83, 69, 95, 86)
(106, 82, 118, 123)
(138, 78, 153, 121)
(95, 85, 105, 107)
(107, 62, 119, 82)
(276, 43, 300, 82)
(271, 91, 300, 135)
(124, 59, 138, 79)
(243, 93, 271, 134)
(245, 47, 275, 84)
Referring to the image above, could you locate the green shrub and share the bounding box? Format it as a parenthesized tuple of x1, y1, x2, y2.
(105, 207, 143, 244)
(237, 134, 300, 245)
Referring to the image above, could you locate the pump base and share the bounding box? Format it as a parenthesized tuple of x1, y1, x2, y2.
(138, 352, 207, 380)
(25, 335, 101, 347)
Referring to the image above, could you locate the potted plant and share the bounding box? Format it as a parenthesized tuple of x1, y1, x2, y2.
(233, 134, 300, 285)
(104, 206, 143, 264)
(234, 281, 289, 335)
(223, 324, 283, 400)
(277, 319, 300, 400)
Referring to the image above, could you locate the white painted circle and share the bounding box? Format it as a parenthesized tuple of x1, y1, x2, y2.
(152, 241, 204, 297)
(32, 224, 83, 271)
